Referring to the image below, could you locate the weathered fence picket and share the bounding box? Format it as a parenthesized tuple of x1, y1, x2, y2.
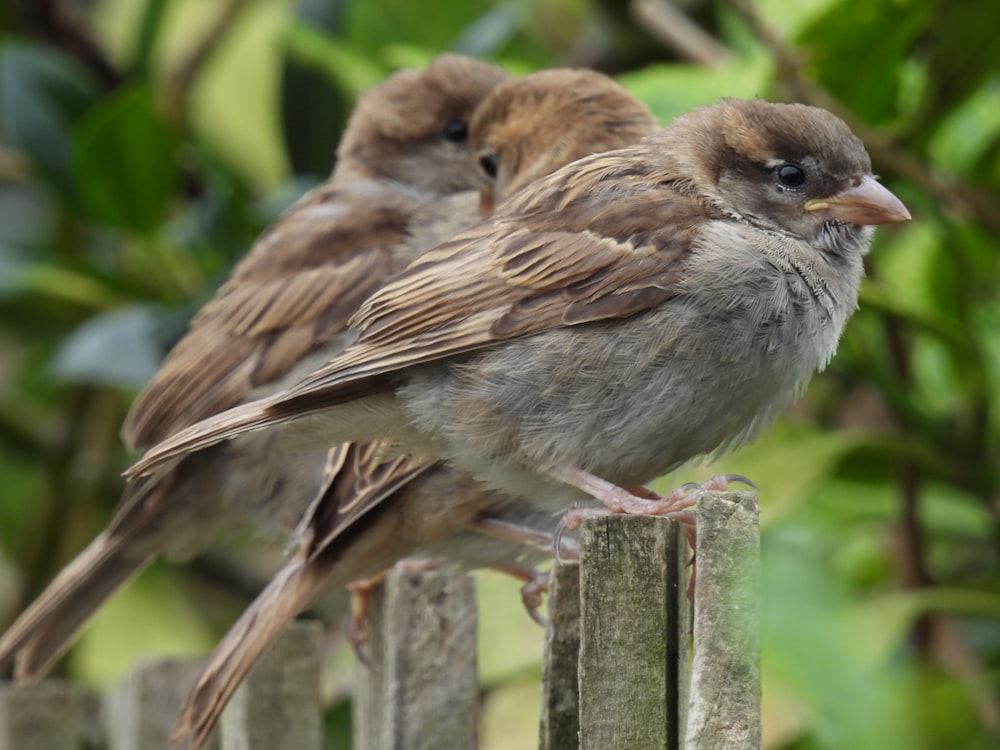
(106, 657, 220, 750)
(538, 561, 581, 750)
(685, 491, 761, 750)
(0, 680, 88, 750)
(354, 568, 479, 750)
(577, 514, 686, 750)
(221, 620, 323, 750)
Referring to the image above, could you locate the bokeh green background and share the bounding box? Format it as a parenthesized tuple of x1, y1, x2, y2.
(0, 1, 998, 748)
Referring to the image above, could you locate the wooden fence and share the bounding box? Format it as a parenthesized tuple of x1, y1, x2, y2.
(0, 491, 760, 750)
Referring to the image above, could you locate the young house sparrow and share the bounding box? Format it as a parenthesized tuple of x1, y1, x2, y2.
(0, 54, 510, 682)
(168, 69, 661, 748)
(130, 99, 910, 525)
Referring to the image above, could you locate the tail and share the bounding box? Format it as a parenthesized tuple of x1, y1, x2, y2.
(124, 396, 289, 480)
(0, 532, 150, 681)
(125, 368, 388, 481)
(170, 556, 330, 750)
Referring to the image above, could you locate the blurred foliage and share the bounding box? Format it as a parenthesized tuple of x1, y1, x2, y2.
(0, 0, 998, 748)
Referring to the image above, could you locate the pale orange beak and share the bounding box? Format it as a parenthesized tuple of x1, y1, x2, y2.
(805, 175, 911, 225)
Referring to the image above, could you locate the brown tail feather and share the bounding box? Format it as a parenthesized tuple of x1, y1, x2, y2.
(0, 532, 149, 681)
(125, 374, 386, 482)
(170, 557, 329, 749)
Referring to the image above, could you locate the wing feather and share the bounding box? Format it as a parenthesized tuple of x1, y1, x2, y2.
(301, 441, 434, 558)
(122, 182, 418, 448)
(128, 145, 720, 475)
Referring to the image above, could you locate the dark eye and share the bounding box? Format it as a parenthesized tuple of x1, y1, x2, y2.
(441, 119, 468, 143)
(777, 163, 806, 188)
(479, 152, 499, 180)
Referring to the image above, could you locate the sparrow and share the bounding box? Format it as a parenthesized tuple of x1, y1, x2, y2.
(0, 53, 510, 683)
(168, 68, 662, 749)
(130, 98, 910, 532)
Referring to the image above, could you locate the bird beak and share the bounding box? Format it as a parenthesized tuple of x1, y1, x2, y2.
(805, 175, 911, 225)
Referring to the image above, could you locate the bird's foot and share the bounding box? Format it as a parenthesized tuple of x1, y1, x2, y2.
(471, 513, 579, 567)
(493, 564, 550, 626)
(345, 558, 444, 668)
(550, 465, 756, 551)
(345, 572, 386, 669)
(468, 516, 574, 625)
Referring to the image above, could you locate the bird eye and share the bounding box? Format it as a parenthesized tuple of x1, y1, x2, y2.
(777, 163, 806, 188)
(441, 119, 469, 143)
(479, 152, 499, 180)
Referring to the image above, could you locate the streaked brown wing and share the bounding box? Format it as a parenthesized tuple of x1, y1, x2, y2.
(123, 181, 415, 449)
(297, 441, 434, 559)
(127, 148, 713, 474)
(300, 154, 706, 389)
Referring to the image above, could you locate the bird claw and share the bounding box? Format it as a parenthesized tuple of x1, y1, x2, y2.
(519, 573, 550, 627)
(553, 473, 757, 554)
(521, 573, 549, 628)
(493, 564, 552, 626)
(345, 558, 445, 668)
(553, 505, 596, 563)
(703, 473, 758, 492)
(345, 576, 381, 670)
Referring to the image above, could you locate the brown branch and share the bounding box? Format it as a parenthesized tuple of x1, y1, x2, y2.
(630, 0, 735, 67)
(18, 0, 121, 90)
(0, 147, 31, 182)
(164, 0, 253, 125)
(881, 309, 936, 652)
(930, 615, 1000, 737)
(891, 459, 933, 639)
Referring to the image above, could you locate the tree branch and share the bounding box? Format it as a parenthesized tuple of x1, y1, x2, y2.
(630, 0, 734, 67)
(164, 0, 253, 124)
(18, 0, 121, 90)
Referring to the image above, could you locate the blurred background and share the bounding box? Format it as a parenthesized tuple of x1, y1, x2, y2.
(0, 0, 997, 748)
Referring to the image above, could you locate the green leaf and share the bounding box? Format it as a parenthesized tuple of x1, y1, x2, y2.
(280, 49, 350, 177)
(452, 4, 522, 58)
(49, 306, 165, 388)
(620, 59, 772, 125)
(909, 0, 1000, 138)
(0, 448, 44, 554)
(747, 0, 846, 39)
(69, 564, 219, 687)
(798, 0, 931, 125)
(131, 0, 169, 82)
(72, 86, 177, 232)
(0, 183, 54, 299)
(283, 23, 387, 99)
(0, 39, 99, 201)
(927, 85, 1000, 178)
(344, 0, 494, 54)
(762, 536, 923, 750)
(808, 477, 992, 539)
(662, 421, 865, 524)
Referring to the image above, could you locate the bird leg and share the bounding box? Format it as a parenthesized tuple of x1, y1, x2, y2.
(549, 465, 691, 515)
(345, 571, 388, 669)
(470, 515, 579, 560)
(551, 470, 755, 600)
(549, 465, 756, 550)
(470, 515, 582, 625)
(345, 557, 444, 667)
